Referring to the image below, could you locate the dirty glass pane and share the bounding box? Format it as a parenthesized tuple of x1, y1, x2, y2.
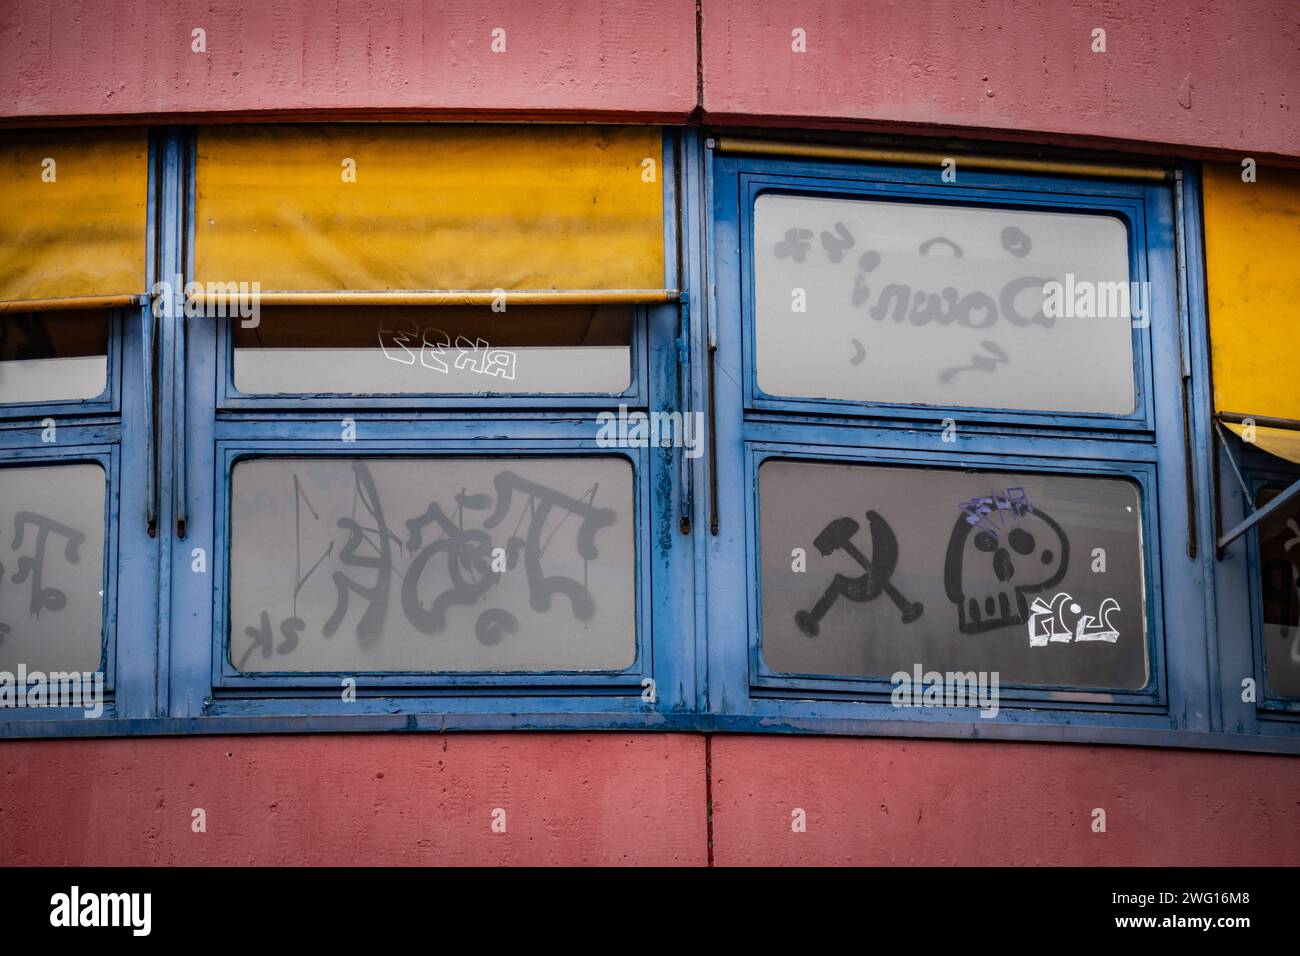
(0, 463, 106, 673)
(1257, 484, 1300, 698)
(230, 457, 636, 672)
(754, 194, 1136, 414)
(232, 305, 632, 395)
(0, 311, 109, 404)
(759, 461, 1148, 690)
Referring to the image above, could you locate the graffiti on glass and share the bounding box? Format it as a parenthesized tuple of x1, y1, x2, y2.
(377, 321, 518, 380)
(234, 461, 623, 671)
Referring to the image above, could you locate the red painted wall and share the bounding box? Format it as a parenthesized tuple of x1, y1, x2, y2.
(0, 734, 708, 866)
(3, 734, 1297, 865)
(701, 0, 1300, 160)
(710, 737, 1300, 866)
(0, 0, 698, 122)
(3, 1, 1298, 159)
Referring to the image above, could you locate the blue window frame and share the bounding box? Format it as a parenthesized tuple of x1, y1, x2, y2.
(160, 128, 696, 725)
(702, 146, 1227, 743)
(0, 303, 160, 724)
(1212, 437, 1300, 737)
(0, 127, 1295, 754)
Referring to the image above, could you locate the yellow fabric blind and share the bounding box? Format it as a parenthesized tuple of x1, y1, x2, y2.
(194, 124, 666, 295)
(1224, 422, 1300, 465)
(1203, 164, 1300, 463)
(1203, 163, 1300, 463)
(0, 128, 149, 310)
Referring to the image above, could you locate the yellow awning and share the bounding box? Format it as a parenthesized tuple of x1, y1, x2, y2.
(1203, 164, 1300, 463)
(1203, 163, 1300, 462)
(1223, 423, 1300, 465)
(0, 128, 149, 311)
(194, 124, 666, 296)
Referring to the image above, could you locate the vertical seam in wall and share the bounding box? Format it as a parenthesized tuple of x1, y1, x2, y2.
(705, 733, 714, 866)
(694, 0, 704, 113)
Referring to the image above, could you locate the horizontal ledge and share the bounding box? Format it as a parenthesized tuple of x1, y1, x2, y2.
(714, 137, 1170, 182)
(187, 290, 681, 307)
(1, 712, 1298, 756)
(0, 294, 144, 314)
(1216, 411, 1300, 432)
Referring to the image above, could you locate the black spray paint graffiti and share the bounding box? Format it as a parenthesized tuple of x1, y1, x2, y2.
(321, 462, 398, 645)
(944, 505, 1070, 634)
(938, 340, 1010, 383)
(0, 508, 90, 644)
(793, 500, 1069, 638)
(777, 219, 1050, 381)
(240, 463, 616, 666)
(11, 512, 85, 618)
(794, 512, 924, 637)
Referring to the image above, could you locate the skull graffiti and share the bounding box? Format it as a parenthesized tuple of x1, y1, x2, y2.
(943, 508, 1069, 634)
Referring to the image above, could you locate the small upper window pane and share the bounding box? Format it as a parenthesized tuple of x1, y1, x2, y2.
(0, 462, 106, 673)
(232, 305, 632, 395)
(0, 311, 109, 404)
(230, 456, 636, 673)
(1257, 484, 1300, 699)
(754, 193, 1137, 414)
(759, 460, 1148, 690)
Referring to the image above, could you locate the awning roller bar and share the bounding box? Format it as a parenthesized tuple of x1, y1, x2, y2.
(187, 290, 681, 308)
(0, 294, 146, 314)
(713, 137, 1170, 182)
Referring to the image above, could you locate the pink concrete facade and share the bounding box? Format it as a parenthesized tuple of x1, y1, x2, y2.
(2, 1, 1298, 159)
(701, 0, 1300, 160)
(0, 735, 709, 866)
(710, 737, 1300, 866)
(3, 735, 1297, 865)
(0, 0, 699, 122)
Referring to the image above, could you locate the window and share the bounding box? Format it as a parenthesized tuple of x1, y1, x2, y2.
(706, 144, 1204, 731)
(1201, 163, 1300, 734)
(757, 460, 1148, 690)
(0, 310, 110, 405)
(0, 462, 107, 673)
(232, 305, 633, 396)
(0, 127, 153, 721)
(227, 456, 637, 673)
(753, 194, 1136, 414)
(1256, 483, 1300, 700)
(167, 123, 687, 717)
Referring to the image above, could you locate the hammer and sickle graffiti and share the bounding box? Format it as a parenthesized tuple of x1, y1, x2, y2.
(794, 511, 924, 637)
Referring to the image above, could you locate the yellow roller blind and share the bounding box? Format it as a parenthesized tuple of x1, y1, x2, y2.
(0, 128, 149, 309)
(1224, 422, 1300, 464)
(194, 124, 666, 294)
(1203, 164, 1300, 435)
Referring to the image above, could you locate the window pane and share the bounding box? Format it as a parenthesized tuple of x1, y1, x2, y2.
(232, 305, 632, 395)
(759, 461, 1148, 690)
(1257, 484, 1300, 698)
(754, 194, 1136, 414)
(0, 311, 109, 404)
(230, 457, 636, 673)
(0, 463, 106, 673)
